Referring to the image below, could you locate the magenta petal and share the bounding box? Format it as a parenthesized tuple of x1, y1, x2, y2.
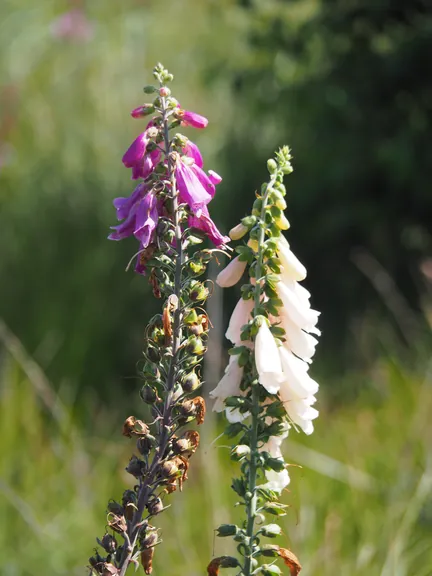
(134, 192, 158, 247)
(208, 170, 222, 185)
(113, 183, 147, 220)
(122, 133, 148, 168)
(108, 205, 138, 240)
(175, 159, 212, 214)
(181, 110, 208, 129)
(190, 164, 216, 198)
(188, 206, 230, 247)
(184, 140, 203, 168)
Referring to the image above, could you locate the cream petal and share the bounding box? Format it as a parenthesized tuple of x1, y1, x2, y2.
(278, 281, 320, 334)
(279, 312, 318, 362)
(226, 297, 254, 345)
(263, 468, 290, 493)
(210, 355, 244, 412)
(278, 236, 307, 281)
(279, 346, 319, 396)
(255, 321, 284, 394)
(216, 256, 247, 288)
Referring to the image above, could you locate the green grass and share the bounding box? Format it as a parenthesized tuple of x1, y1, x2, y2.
(1, 325, 431, 576)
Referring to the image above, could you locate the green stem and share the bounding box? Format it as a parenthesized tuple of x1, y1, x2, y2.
(243, 176, 276, 576)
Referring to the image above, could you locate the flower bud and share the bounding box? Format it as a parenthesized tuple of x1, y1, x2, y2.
(159, 87, 170, 97)
(274, 213, 290, 230)
(131, 104, 155, 118)
(260, 523, 283, 538)
(229, 222, 249, 241)
(267, 158, 278, 173)
(147, 497, 163, 516)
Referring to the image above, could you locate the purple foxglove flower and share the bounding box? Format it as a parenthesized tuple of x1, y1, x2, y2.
(178, 109, 208, 129)
(189, 163, 217, 199)
(188, 206, 229, 247)
(133, 191, 158, 247)
(113, 183, 147, 221)
(131, 148, 162, 180)
(130, 105, 154, 118)
(122, 132, 149, 168)
(108, 203, 139, 241)
(183, 140, 203, 168)
(175, 157, 213, 215)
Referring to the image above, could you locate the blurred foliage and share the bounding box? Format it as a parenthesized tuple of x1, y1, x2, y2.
(0, 334, 431, 575)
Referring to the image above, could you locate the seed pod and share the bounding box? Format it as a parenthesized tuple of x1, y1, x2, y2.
(98, 533, 117, 554)
(182, 371, 200, 393)
(125, 455, 146, 478)
(107, 513, 127, 534)
(140, 385, 158, 404)
(137, 436, 155, 456)
(147, 497, 163, 516)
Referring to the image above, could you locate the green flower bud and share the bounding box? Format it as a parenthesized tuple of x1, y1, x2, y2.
(229, 222, 249, 240)
(230, 444, 250, 461)
(267, 159, 277, 173)
(260, 524, 282, 538)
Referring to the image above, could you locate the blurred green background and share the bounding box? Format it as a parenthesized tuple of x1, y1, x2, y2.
(1, 1, 431, 574)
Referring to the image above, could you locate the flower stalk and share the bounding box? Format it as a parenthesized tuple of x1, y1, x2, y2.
(89, 63, 228, 576)
(209, 148, 319, 576)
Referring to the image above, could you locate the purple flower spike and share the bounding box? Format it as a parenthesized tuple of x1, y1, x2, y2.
(179, 110, 208, 129)
(183, 140, 203, 168)
(208, 170, 222, 185)
(175, 157, 213, 215)
(122, 132, 149, 168)
(189, 206, 230, 247)
(134, 191, 158, 247)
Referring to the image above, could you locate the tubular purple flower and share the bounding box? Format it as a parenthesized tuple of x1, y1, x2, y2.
(122, 132, 149, 168)
(133, 191, 158, 247)
(189, 163, 217, 198)
(175, 156, 213, 215)
(108, 204, 139, 241)
(113, 183, 147, 221)
(188, 206, 230, 247)
(178, 109, 208, 129)
(183, 140, 203, 168)
(132, 148, 162, 180)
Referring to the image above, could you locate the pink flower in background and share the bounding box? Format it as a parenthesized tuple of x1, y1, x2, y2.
(51, 9, 93, 42)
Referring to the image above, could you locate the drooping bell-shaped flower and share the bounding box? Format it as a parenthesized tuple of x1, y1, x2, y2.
(210, 355, 244, 414)
(278, 379, 318, 435)
(183, 140, 203, 168)
(188, 206, 229, 247)
(112, 183, 147, 221)
(109, 189, 159, 248)
(277, 235, 307, 282)
(176, 109, 209, 129)
(216, 256, 247, 288)
(122, 132, 149, 169)
(225, 297, 254, 345)
(277, 280, 320, 335)
(175, 156, 213, 215)
(254, 318, 285, 394)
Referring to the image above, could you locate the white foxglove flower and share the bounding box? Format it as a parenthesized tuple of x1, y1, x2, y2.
(210, 355, 244, 413)
(226, 297, 254, 345)
(277, 235, 306, 281)
(279, 379, 318, 435)
(255, 319, 285, 394)
(260, 425, 290, 493)
(277, 280, 320, 335)
(279, 311, 318, 362)
(216, 256, 247, 288)
(279, 346, 319, 397)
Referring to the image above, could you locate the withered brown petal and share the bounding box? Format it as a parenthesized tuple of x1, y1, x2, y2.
(141, 547, 155, 575)
(278, 548, 302, 576)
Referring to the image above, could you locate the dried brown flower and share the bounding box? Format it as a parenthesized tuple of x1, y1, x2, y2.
(193, 396, 206, 424)
(107, 513, 127, 534)
(122, 416, 149, 438)
(277, 548, 302, 575)
(141, 547, 155, 575)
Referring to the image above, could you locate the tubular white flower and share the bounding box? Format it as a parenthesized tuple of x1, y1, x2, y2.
(255, 319, 285, 394)
(277, 280, 320, 335)
(216, 256, 247, 288)
(210, 355, 244, 413)
(226, 297, 254, 345)
(260, 426, 290, 493)
(279, 312, 318, 362)
(277, 235, 307, 281)
(279, 379, 318, 435)
(279, 346, 319, 397)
